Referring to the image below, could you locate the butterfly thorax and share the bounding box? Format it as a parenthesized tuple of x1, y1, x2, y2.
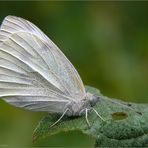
(65, 92, 100, 116)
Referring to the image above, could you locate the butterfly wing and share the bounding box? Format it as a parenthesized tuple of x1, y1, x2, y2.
(0, 16, 85, 112)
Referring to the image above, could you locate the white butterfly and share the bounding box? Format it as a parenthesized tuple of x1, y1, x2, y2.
(0, 16, 104, 127)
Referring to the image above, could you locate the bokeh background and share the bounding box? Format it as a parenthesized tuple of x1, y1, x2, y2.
(0, 1, 148, 147)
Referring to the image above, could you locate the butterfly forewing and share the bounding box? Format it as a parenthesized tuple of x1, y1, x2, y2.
(0, 15, 86, 113)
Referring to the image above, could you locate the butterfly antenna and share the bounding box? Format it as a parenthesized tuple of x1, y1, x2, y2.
(102, 97, 143, 115)
(92, 108, 105, 122)
(50, 108, 69, 128)
(104, 98, 136, 111)
(85, 108, 90, 127)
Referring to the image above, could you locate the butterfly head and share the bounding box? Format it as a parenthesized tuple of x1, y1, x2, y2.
(85, 92, 100, 107)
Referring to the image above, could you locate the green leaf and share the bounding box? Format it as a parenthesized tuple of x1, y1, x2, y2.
(33, 86, 148, 147)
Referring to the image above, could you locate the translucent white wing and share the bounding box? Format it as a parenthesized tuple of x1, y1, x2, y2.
(0, 15, 85, 112)
(0, 42, 70, 112)
(0, 15, 85, 96)
(2, 89, 70, 113)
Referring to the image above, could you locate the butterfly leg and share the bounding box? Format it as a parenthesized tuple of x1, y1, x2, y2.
(85, 108, 91, 127)
(92, 108, 105, 122)
(50, 108, 70, 128)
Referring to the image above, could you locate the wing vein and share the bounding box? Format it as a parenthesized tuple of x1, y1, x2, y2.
(5, 18, 25, 30)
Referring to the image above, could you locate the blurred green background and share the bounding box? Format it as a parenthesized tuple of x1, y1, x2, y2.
(0, 1, 148, 147)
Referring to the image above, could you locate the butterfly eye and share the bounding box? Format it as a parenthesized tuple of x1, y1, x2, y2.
(89, 94, 100, 107)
